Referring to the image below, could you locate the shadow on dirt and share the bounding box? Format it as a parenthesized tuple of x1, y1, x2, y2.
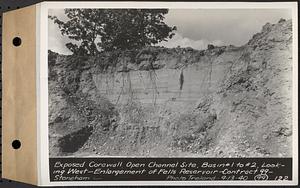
(58, 126, 94, 153)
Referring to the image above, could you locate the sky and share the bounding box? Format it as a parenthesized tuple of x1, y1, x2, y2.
(48, 9, 292, 55)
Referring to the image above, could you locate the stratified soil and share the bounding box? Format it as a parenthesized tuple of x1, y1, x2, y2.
(49, 19, 293, 157)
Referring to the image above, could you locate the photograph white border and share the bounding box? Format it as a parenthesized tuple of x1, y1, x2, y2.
(37, 1, 298, 186)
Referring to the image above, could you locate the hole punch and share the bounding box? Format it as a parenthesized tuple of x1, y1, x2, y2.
(12, 37, 22, 46)
(12, 140, 21, 149)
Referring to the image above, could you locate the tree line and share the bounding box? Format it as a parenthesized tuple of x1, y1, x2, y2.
(49, 9, 177, 56)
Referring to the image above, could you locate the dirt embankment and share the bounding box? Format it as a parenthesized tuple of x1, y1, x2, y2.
(49, 19, 293, 157)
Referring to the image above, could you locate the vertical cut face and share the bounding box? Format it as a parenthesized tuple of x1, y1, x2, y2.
(48, 8, 293, 157)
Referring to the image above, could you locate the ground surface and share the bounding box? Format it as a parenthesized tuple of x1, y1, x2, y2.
(49, 19, 293, 157)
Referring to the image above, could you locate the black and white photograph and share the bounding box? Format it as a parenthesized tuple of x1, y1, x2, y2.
(48, 7, 294, 159)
